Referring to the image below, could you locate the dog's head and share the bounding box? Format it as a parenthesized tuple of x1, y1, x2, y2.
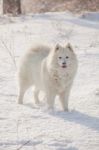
(53, 43, 76, 69)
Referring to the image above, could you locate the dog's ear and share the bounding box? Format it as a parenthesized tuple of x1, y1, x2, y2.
(67, 43, 73, 52)
(55, 44, 61, 51)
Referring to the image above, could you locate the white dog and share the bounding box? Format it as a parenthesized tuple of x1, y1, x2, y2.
(17, 43, 78, 111)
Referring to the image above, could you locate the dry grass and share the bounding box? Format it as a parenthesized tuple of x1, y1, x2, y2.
(21, 0, 99, 14)
(3, 0, 99, 15)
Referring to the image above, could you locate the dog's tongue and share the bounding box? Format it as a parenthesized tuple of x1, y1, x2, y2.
(62, 65, 67, 68)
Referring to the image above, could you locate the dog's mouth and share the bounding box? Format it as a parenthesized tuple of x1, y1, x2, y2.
(61, 65, 67, 68)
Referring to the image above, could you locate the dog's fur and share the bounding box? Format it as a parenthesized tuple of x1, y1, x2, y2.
(17, 43, 78, 111)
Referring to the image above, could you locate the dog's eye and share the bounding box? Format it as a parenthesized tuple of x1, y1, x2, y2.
(66, 56, 69, 59)
(59, 57, 62, 59)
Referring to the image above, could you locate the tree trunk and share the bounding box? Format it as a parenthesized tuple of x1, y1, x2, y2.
(3, 0, 21, 15)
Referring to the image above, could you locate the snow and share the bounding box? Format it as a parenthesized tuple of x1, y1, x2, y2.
(80, 12, 99, 22)
(0, 12, 99, 150)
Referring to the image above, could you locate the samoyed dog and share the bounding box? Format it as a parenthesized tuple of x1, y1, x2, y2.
(17, 43, 78, 111)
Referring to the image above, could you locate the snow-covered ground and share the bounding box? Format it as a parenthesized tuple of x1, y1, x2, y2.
(0, 12, 99, 150)
(80, 12, 99, 22)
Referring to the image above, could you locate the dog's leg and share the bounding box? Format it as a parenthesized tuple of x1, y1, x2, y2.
(59, 87, 71, 111)
(33, 87, 40, 104)
(17, 79, 30, 104)
(59, 91, 69, 111)
(46, 91, 55, 110)
(17, 87, 27, 104)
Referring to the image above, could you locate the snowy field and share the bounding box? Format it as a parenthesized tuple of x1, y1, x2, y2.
(0, 12, 99, 150)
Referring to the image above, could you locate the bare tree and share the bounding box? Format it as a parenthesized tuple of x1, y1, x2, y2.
(3, 0, 21, 15)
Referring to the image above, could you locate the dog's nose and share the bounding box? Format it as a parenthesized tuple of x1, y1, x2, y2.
(62, 62, 66, 65)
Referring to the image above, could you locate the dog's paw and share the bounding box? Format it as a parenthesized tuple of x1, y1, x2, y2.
(63, 107, 69, 112)
(95, 88, 99, 95)
(18, 101, 23, 105)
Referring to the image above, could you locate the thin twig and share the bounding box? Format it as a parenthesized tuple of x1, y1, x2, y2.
(0, 38, 17, 70)
(17, 140, 30, 150)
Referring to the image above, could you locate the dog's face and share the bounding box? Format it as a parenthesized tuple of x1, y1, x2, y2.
(54, 43, 75, 69)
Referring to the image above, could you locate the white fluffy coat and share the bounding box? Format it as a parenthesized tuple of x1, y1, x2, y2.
(17, 43, 78, 111)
